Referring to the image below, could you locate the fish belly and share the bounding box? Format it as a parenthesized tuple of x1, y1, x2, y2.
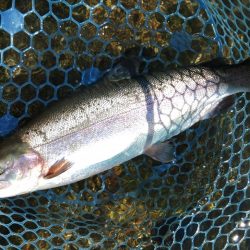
(37, 104, 151, 187)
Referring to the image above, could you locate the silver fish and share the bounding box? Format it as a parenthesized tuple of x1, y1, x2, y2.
(0, 64, 249, 198)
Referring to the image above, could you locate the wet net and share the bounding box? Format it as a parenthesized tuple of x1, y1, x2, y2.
(0, 0, 249, 249)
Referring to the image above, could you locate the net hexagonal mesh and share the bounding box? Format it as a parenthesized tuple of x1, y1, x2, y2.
(0, 0, 249, 249)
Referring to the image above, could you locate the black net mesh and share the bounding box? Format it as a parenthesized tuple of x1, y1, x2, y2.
(0, 0, 249, 249)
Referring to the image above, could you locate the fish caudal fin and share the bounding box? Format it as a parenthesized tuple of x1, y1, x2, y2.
(218, 62, 250, 94)
(144, 141, 175, 163)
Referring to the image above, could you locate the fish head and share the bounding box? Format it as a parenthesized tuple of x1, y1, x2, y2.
(0, 140, 44, 198)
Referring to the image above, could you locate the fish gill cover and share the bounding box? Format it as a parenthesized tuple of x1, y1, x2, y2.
(0, 0, 249, 249)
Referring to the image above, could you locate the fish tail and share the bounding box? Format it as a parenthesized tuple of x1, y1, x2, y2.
(217, 62, 250, 94)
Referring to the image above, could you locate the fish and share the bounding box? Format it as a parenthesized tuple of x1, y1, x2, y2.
(0, 63, 249, 198)
(105, 57, 142, 82)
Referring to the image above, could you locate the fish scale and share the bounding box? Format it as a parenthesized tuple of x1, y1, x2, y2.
(0, 63, 249, 197)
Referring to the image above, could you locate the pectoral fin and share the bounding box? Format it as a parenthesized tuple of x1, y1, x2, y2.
(144, 141, 175, 163)
(44, 158, 72, 179)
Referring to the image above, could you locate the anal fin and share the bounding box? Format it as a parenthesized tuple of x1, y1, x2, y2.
(144, 141, 175, 163)
(44, 158, 72, 179)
